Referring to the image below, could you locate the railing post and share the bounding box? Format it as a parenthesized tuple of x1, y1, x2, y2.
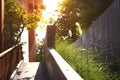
(45, 25, 56, 48)
(0, 0, 4, 53)
(0, 60, 2, 80)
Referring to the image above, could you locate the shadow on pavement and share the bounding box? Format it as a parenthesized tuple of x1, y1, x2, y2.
(35, 60, 50, 80)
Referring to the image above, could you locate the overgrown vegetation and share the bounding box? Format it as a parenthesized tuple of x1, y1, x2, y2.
(54, 0, 119, 79)
(35, 39, 44, 62)
(55, 39, 120, 80)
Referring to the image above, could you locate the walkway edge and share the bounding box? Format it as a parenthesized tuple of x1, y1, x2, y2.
(10, 60, 24, 80)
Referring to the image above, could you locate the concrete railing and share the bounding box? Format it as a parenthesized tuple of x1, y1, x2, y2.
(44, 48, 83, 80)
(43, 25, 83, 80)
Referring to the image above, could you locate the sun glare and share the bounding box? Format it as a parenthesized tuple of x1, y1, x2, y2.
(42, 0, 63, 24)
(36, 0, 63, 41)
(44, 0, 57, 12)
(43, 0, 62, 12)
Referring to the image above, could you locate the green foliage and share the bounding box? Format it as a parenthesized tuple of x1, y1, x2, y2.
(55, 0, 115, 41)
(55, 38, 120, 80)
(35, 39, 44, 62)
(4, 0, 25, 50)
(23, 10, 41, 29)
(4, 0, 41, 50)
(36, 53, 42, 62)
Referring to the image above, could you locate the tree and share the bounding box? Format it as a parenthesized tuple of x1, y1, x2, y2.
(55, 0, 115, 41)
(4, 0, 41, 50)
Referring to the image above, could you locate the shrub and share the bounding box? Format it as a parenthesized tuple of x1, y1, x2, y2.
(55, 39, 119, 80)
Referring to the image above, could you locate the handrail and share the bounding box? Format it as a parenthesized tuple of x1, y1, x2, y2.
(0, 43, 23, 80)
(0, 44, 20, 58)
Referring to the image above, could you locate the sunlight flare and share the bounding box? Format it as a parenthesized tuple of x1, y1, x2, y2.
(42, 0, 63, 24)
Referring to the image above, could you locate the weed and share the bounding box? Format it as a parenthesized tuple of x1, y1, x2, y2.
(55, 39, 120, 80)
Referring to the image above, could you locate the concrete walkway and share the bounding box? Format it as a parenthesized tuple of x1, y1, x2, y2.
(11, 61, 50, 80)
(13, 62, 39, 80)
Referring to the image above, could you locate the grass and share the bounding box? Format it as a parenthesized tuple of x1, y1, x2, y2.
(55, 39, 120, 80)
(36, 53, 42, 62)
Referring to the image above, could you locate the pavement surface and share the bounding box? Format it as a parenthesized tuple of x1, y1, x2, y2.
(12, 61, 50, 80)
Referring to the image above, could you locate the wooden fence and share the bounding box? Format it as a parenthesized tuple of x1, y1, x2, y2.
(74, 0, 120, 71)
(75, 0, 120, 54)
(0, 43, 23, 80)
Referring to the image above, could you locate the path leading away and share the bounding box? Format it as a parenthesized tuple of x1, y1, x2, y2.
(11, 61, 50, 80)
